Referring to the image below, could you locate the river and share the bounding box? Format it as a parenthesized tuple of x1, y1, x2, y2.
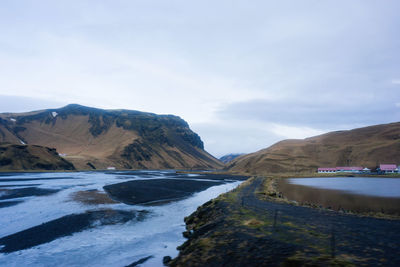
(0, 171, 244, 266)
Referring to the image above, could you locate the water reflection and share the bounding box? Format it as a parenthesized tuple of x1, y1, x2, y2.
(288, 177, 400, 198)
(279, 177, 400, 215)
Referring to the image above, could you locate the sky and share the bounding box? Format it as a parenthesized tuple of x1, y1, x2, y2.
(0, 0, 399, 157)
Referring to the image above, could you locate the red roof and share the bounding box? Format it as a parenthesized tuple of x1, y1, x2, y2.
(380, 164, 397, 171)
(336, 166, 363, 171)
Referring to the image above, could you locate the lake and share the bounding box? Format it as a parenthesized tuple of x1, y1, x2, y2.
(0, 171, 245, 267)
(288, 177, 400, 198)
(278, 177, 400, 215)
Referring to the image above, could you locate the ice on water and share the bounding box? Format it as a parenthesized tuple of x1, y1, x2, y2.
(0, 171, 241, 267)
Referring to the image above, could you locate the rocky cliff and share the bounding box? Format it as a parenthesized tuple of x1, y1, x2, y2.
(0, 104, 222, 170)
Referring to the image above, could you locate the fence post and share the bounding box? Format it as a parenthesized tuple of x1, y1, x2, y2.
(273, 209, 278, 229)
(330, 225, 335, 258)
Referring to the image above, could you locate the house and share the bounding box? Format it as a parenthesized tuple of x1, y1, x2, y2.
(107, 166, 116, 170)
(335, 166, 363, 173)
(362, 167, 371, 173)
(379, 164, 398, 173)
(318, 167, 337, 173)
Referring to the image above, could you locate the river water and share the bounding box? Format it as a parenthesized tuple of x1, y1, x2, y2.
(288, 177, 400, 198)
(279, 177, 400, 214)
(0, 171, 243, 266)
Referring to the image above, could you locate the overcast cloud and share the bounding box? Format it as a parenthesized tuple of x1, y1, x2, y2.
(0, 0, 399, 157)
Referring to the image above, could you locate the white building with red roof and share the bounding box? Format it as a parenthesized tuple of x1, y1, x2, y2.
(379, 164, 398, 173)
(318, 164, 399, 174)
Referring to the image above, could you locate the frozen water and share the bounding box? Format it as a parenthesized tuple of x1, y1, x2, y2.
(0, 171, 242, 266)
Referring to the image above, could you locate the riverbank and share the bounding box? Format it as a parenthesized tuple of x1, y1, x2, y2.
(169, 177, 400, 266)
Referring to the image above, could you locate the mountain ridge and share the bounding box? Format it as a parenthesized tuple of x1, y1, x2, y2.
(227, 122, 400, 174)
(0, 104, 223, 170)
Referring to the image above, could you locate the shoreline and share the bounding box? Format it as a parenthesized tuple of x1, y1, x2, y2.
(169, 176, 400, 266)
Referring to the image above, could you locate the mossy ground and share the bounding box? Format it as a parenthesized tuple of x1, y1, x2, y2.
(170, 177, 400, 266)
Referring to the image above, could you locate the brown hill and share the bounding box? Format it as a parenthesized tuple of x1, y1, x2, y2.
(219, 153, 244, 164)
(0, 143, 75, 171)
(227, 122, 400, 175)
(0, 104, 222, 170)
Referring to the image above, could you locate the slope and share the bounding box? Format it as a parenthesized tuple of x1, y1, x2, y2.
(219, 153, 244, 164)
(227, 122, 400, 174)
(0, 104, 222, 170)
(0, 143, 75, 171)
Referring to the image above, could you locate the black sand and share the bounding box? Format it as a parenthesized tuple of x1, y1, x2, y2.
(108, 171, 249, 181)
(0, 187, 60, 200)
(192, 173, 249, 181)
(0, 177, 78, 182)
(103, 179, 225, 205)
(0, 209, 147, 253)
(126, 255, 154, 267)
(0, 200, 23, 208)
(0, 184, 41, 188)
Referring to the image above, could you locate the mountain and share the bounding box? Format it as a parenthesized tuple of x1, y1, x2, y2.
(0, 104, 223, 170)
(219, 153, 244, 164)
(227, 122, 400, 175)
(0, 143, 75, 171)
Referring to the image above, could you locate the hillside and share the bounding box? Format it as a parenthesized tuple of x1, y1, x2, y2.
(219, 153, 244, 164)
(227, 122, 400, 174)
(0, 104, 222, 170)
(0, 143, 75, 171)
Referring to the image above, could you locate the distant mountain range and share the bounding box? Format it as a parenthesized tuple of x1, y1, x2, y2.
(0, 104, 223, 170)
(219, 153, 244, 164)
(227, 122, 400, 175)
(2, 105, 399, 173)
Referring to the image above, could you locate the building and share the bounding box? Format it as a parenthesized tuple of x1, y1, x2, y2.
(318, 167, 364, 173)
(318, 164, 399, 174)
(318, 167, 337, 173)
(379, 164, 398, 173)
(335, 166, 363, 173)
(362, 167, 371, 173)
